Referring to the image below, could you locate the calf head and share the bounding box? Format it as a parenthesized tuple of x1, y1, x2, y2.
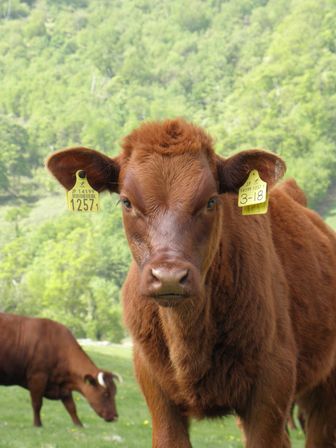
(47, 119, 285, 307)
(82, 371, 119, 421)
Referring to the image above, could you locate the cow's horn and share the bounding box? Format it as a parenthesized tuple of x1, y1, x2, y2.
(113, 372, 123, 383)
(97, 371, 106, 388)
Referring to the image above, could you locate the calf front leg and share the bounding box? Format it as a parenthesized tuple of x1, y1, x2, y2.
(62, 394, 83, 426)
(240, 354, 295, 448)
(242, 410, 291, 448)
(134, 351, 191, 448)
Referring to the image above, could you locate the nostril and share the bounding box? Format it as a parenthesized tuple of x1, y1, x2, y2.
(146, 265, 193, 298)
(151, 268, 162, 282)
(150, 267, 188, 286)
(179, 269, 189, 285)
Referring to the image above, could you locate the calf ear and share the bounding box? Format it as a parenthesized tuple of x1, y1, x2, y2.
(216, 149, 286, 194)
(46, 147, 120, 193)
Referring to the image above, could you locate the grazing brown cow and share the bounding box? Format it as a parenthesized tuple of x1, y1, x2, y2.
(47, 119, 336, 447)
(0, 313, 119, 426)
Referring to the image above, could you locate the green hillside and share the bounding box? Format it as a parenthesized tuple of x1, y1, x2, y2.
(1, 0, 336, 203)
(0, 0, 335, 336)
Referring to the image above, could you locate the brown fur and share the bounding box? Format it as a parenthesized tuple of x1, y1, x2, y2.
(0, 313, 118, 426)
(122, 119, 214, 158)
(280, 178, 308, 207)
(47, 118, 336, 447)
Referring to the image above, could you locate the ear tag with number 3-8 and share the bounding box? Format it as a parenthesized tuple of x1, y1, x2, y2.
(66, 170, 100, 212)
(238, 169, 268, 215)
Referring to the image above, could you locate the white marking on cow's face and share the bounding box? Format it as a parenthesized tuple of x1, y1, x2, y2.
(97, 371, 106, 388)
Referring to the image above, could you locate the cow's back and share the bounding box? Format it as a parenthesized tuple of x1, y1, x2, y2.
(269, 183, 336, 393)
(0, 313, 34, 385)
(0, 313, 73, 387)
(278, 178, 308, 207)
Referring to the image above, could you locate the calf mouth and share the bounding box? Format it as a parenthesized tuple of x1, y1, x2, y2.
(153, 293, 191, 307)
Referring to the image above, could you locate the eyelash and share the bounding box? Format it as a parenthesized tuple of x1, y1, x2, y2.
(207, 197, 218, 210)
(120, 197, 132, 209)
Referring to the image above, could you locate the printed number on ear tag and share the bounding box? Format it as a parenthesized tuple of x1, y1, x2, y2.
(66, 170, 100, 212)
(242, 193, 269, 215)
(238, 170, 268, 215)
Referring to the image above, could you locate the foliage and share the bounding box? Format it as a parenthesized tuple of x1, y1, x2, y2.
(0, 0, 335, 205)
(0, 115, 32, 193)
(0, 196, 129, 342)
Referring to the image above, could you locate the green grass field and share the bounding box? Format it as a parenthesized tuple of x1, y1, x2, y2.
(0, 345, 305, 447)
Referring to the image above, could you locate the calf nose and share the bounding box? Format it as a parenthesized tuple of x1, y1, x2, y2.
(151, 267, 189, 295)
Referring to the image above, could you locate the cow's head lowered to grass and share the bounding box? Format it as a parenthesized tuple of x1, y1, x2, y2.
(47, 119, 285, 307)
(82, 370, 119, 422)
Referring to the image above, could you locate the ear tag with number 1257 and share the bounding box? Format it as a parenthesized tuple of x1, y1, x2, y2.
(238, 169, 268, 215)
(66, 170, 100, 212)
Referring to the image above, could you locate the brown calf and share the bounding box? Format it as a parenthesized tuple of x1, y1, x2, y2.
(0, 313, 118, 426)
(48, 118, 336, 447)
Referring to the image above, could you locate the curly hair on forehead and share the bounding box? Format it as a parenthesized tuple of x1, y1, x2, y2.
(121, 118, 215, 159)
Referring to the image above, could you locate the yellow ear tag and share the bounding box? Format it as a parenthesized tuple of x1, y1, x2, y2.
(238, 169, 268, 215)
(66, 170, 100, 212)
(242, 193, 269, 215)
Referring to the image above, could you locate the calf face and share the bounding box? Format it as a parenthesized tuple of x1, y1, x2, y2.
(120, 151, 221, 305)
(82, 371, 118, 421)
(47, 119, 285, 307)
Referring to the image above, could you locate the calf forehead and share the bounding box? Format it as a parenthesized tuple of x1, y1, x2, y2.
(122, 118, 214, 158)
(121, 152, 217, 206)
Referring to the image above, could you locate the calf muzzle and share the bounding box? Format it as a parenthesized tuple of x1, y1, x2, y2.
(140, 259, 199, 305)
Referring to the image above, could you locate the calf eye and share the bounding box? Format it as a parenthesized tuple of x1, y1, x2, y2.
(207, 197, 218, 210)
(121, 197, 132, 209)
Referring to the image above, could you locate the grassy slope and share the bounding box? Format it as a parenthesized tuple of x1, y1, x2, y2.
(0, 345, 305, 448)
